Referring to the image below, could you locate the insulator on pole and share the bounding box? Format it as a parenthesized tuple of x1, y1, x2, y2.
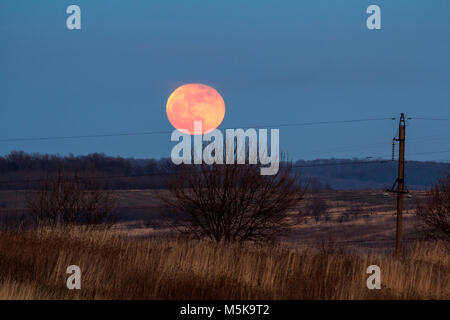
(392, 140, 396, 161)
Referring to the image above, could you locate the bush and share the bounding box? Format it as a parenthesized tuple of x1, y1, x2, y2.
(416, 173, 450, 246)
(26, 171, 117, 229)
(159, 162, 305, 243)
(305, 197, 329, 223)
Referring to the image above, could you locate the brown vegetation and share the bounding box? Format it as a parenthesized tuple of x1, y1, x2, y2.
(0, 228, 448, 300)
(1, 168, 448, 300)
(304, 196, 330, 223)
(159, 163, 305, 243)
(416, 173, 450, 245)
(25, 171, 117, 229)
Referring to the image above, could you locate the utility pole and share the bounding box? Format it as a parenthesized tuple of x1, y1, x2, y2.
(395, 114, 406, 256)
(388, 113, 406, 257)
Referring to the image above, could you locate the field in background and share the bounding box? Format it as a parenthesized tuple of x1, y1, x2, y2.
(0, 190, 426, 252)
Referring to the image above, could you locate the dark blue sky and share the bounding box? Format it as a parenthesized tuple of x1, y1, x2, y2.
(1, 0, 449, 161)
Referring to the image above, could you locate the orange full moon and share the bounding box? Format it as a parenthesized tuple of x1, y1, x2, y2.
(166, 83, 226, 135)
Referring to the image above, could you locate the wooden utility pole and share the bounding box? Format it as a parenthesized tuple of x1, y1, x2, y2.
(395, 114, 406, 256)
(388, 114, 406, 256)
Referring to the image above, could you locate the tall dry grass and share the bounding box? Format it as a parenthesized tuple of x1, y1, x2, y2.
(0, 228, 448, 300)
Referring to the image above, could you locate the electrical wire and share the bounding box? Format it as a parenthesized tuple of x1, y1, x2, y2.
(0, 117, 395, 143)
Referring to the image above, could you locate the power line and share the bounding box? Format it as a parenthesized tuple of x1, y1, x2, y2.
(373, 149, 450, 160)
(243, 117, 395, 129)
(406, 150, 450, 156)
(298, 135, 450, 158)
(411, 117, 450, 122)
(0, 130, 172, 143)
(0, 117, 395, 143)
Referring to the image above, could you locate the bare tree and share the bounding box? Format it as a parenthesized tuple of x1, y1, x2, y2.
(304, 197, 329, 223)
(416, 173, 450, 244)
(159, 163, 305, 243)
(26, 171, 117, 229)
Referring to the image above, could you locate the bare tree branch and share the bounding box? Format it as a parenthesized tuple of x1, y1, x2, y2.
(159, 162, 305, 243)
(26, 171, 117, 229)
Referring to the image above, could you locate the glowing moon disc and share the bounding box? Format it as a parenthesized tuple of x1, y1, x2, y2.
(166, 83, 226, 135)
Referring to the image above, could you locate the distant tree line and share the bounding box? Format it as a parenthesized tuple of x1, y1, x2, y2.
(0, 151, 448, 190)
(293, 159, 449, 190)
(0, 151, 175, 190)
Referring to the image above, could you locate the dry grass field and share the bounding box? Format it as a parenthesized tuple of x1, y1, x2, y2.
(0, 189, 448, 300)
(0, 227, 448, 300)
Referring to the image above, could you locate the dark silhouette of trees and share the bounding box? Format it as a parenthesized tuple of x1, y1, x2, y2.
(304, 197, 330, 223)
(416, 173, 450, 245)
(0, 151, 169, 190)
(159, 163, 305, 243)
(0, 151, 448, 190)
(25, 171, 117, 228)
